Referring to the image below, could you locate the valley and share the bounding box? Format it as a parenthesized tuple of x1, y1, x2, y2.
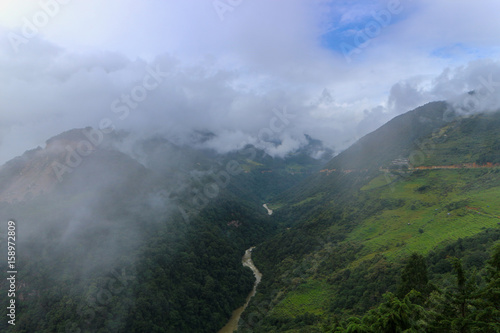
(219, 247, 262, 333)
(237, 106, 500, 332)
(1, 103, 500, 332)
(3, 2, 500, 332)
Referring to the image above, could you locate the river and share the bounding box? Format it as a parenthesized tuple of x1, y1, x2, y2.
(263, 204, 273, 215)
(218, 247, 262, 333)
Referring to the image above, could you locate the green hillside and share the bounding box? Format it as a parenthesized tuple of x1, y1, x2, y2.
(241, 107, 500, 332)
(1, 105, 500, 332)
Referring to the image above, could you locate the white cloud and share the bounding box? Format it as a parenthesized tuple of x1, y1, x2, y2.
(0, 1, 500, 164)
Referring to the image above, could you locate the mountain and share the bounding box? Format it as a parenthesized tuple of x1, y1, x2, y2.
(0, 127, 327, 332)
(240, 103, 500, 332)
(1, 101, 500, 332)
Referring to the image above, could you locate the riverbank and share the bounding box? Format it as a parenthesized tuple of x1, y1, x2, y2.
(218, 247, 262, 333)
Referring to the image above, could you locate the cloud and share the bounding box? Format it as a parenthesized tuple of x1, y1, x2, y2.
(1, 1, 500, 165)
(385, 59, 500, 116)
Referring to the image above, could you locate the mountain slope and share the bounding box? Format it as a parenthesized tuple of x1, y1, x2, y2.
(327, 101, 451, 170)
(240, 105, 500, 332)
(0, 127, 329, 332)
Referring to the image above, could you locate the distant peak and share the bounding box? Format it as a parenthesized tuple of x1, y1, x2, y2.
(45, 127, 93, 147)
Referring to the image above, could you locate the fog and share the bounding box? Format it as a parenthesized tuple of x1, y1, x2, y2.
(1, 1, 500, 165)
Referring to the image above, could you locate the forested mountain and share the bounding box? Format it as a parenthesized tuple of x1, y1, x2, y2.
(0, 128, 327, 332)
(1, 102, 500, 332)
(239, 103, 500, 332)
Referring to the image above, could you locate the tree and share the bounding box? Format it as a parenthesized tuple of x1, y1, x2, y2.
(345, 316, 372, 333)
(477, 242, 500, 331)
(434, 258, 484, 332)
(397, 253, 430, 299)
(365, 291, 427, 332)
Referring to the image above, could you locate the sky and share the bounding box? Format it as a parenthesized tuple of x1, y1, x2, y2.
(1, 0, 500, 164)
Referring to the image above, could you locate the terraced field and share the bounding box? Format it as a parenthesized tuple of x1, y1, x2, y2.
(349, 169, 500, 262)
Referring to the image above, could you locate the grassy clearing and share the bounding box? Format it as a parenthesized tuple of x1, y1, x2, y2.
(291, 193, 325, 207)
(361, 173, 394, 191)
(269, 279, 332, 318)
(241, 159, 265, 172)
(285, 163, 308, 172)
(267, 202, 285, 211)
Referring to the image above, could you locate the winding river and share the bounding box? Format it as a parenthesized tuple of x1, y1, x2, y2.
(218, 247, 262, 333)
(263, 204, 273, 215)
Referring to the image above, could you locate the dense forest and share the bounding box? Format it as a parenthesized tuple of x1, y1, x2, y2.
(241, 229, 500, 332)
(0, 131, 328, 332)
(0, 193, 271, 332)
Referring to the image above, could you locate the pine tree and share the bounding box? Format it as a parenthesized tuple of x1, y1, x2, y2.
(397, 253, 430, 298)
(477, 242, 500, 331)
(435, 258, 483, 332)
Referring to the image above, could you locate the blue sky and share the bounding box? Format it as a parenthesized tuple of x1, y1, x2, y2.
(0, 0, 500, 164)
(320, 0, 412, 55)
